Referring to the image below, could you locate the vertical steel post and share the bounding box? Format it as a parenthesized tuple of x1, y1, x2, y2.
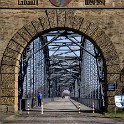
(32, 41, 35, 108)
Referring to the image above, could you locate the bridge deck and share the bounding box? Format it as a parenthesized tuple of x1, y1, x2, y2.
(1, 98, 122, 124)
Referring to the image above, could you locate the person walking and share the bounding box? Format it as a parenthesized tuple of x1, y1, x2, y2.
(37, 92, 42, 107)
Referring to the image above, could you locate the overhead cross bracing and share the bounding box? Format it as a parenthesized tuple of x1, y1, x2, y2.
(18, 30, 105, 112)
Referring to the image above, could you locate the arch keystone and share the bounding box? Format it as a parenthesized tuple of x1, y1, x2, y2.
(46, 10, 57, 29)
(65, 10, 75, 28)
(57, 9, 66, 27)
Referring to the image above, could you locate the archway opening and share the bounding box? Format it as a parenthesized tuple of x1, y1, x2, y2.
(18, 29, 106, 112)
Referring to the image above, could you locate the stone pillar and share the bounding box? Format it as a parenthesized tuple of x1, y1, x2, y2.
(106, 64, 121, 112)
(0, 65, 18, 112)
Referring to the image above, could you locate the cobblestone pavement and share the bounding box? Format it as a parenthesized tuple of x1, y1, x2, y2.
(2, 98, 124, 124)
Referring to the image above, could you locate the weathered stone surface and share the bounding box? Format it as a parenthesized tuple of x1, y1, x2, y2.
(57, 9, 66, 27)
(108, 97, 115, 104)
(1, 74, 18, 82)
(24, 22, 37, 37)
(1, 65, 18, 74)
(107, 74, 120, 82)
(91, 27, 104, 41)
(39, 15, 50, 31)
(72, 15, 84, 30)
(0, 0, 124, 8)
(17, 27, 32, 42)
(0, 105, 7, 112)
(4, 47, 20, 59)
(107, 105, 115, 112)
(0, 81, 18, 89)
(0, 7, 124, 113)
(46, 10, 57, 28)
(1, 56, 18, 66)
(0, 97, 15, 105)
(85, 22, 98, 38)
(107, 91, 115, 97)
(0, 104, 18, 112)
(117, 82, 123, 89)
(65, 10, 75, 28)
(115, 89, 122, 95)
(31, 19, 43, 34)
(79, 19, 91, 33)
(106, 65, 120, 74)
(8, 104, 18, 112)
(7, 39, 23, 53)
(0, 89, 18, 97)
(12, 33, 27, 47)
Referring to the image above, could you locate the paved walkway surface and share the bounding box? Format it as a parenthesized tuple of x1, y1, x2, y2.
(1, 98, 124, 124)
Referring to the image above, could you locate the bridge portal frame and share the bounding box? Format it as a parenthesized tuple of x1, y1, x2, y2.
(0, 9, 121, 112)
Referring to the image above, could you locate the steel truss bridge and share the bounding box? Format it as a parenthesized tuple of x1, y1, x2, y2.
(18, 30, 105, 112)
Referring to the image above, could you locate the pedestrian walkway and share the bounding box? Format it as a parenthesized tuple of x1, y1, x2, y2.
(1, 97, 124, 124)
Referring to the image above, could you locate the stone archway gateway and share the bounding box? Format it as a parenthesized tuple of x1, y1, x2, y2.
(0, 9, 122, 112)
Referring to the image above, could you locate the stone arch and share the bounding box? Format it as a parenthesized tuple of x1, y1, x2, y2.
(0, 9, 121, 112)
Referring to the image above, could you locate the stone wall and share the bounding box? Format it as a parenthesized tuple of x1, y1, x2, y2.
(0, 0, 124, 8)
(0, 9, 124, 69)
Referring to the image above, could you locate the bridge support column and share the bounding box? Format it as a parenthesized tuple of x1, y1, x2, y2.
(0, 72, 18, 112)
(0, 96, 18, 112)
(106, 73, 122, 112)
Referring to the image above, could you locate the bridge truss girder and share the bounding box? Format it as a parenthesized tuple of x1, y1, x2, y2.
(18, 30, 105, 111)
